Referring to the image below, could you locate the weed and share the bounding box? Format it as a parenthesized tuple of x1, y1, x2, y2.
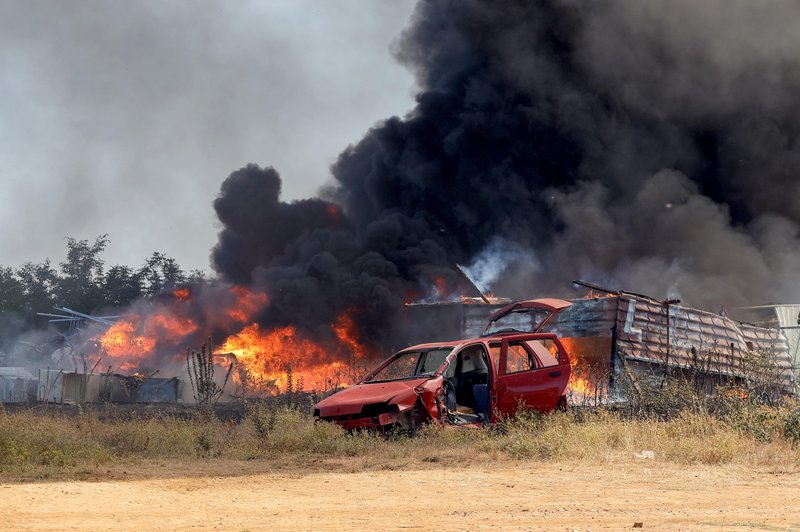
(1, 399, 800, 479)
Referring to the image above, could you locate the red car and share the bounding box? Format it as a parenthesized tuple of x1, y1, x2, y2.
(314, 299, 572, 431)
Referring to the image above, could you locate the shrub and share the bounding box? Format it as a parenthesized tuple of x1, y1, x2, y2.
(783, 408, 800, 444)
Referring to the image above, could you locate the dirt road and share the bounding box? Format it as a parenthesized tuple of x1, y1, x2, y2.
(2, 460, 799, 530)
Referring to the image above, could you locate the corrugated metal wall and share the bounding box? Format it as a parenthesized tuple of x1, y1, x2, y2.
(614, 295, 793, 389)
(540, 295, 795, 392)
(0, 376, 31, 402)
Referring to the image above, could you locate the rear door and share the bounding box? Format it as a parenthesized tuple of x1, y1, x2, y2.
(494, 333, 571, 416)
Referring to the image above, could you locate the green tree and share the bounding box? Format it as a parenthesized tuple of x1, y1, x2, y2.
(55, 235, 108, 312)
(3, 237, 194, 333)
(187, 269, 206, 282)
(0, 266, 25, 314)
(102, 265, 144, 308)
(140, 252, 186, 295)
(15, 260, 58, 323)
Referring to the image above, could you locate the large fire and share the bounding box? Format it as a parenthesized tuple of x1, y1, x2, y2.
(99, 314, 197, 371)
(217, 311, 367, 393)
(88, 282, 608, 401)
(88, 285, 369, 395)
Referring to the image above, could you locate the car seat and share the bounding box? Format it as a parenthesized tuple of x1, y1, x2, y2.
(473, 384, 489, 418)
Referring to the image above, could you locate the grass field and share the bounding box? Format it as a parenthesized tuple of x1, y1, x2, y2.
(2, 387, 799, 482)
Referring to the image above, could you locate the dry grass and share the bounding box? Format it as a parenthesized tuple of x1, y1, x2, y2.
(2, 397, 800, 481)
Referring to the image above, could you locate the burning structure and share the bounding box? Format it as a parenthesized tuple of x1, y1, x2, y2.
(1, 279, 797, 406)
(543, 291, 795, 403)
(31, 284, 369, 401)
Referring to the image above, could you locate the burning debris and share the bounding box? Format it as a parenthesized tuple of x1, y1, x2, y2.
(404, 283, 797, 406)
(79, 285, 372, 395)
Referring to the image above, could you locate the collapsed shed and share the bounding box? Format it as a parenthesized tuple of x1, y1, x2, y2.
(539, 294, 794, 401)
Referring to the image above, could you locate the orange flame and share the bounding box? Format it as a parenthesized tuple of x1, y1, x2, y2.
(580, 290, 616, 300)
(98, 313, 197, 371)
(558, 336, 613, 404)
(91, 285, 269, 373)
(217, 315, 365, 393)
(88, 281, 367, 396)
(434, 276, 448, 296)
(331, 311, 367, 360)
(226, 285, 269, 323)
(172, 288, 190, 301)
(568, 375, 596, 397)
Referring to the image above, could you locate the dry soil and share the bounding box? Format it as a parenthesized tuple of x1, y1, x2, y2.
(2, 460, 799, 530)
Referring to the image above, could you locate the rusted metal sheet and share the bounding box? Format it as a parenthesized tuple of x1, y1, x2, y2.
(614, 295, 793, 388)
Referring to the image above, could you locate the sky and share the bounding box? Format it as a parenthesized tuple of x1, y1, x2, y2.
(0, 0, 417, 273)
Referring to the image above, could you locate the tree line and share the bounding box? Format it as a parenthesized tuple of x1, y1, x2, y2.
(0, 235, 202, 348)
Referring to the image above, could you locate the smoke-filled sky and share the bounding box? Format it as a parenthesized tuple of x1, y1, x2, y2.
(0, 0, 416, 271)
(211, 0, 800, 329)
(5, 0, 800, 327)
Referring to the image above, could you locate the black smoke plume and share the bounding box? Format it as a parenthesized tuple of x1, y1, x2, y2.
(213, 0, 800, 351)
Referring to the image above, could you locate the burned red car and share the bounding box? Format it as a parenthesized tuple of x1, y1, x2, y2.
(314, 299, 572, 431)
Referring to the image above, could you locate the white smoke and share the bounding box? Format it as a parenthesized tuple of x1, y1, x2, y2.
(461, 237, 540, 294)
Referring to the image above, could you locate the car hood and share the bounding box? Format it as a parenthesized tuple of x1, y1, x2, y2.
(315, 378, 429, 417)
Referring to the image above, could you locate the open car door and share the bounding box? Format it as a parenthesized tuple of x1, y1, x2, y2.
(494, 333, 571, 417)
(483, 298, 571, 336)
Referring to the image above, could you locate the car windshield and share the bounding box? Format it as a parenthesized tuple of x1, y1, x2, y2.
(484, 308, 551, 336)
(365, 348, 453, 383)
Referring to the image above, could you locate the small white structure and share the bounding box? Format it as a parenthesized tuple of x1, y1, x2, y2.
(0, 367, 36, 403)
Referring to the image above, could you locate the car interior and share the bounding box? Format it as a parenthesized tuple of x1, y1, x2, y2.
(443, 344, 491, 424)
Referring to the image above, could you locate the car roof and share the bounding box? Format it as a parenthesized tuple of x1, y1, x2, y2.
(400, 329, 564, 354)
(399, 333, 515, 353)
(399, 340, 465, 352)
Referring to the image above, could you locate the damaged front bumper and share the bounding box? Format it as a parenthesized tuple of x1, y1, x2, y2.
(314, 402, 401, 430)
(314, 376, 447, 432)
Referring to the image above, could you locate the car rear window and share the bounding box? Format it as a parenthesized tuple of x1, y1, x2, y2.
(526, 339, 560, 367)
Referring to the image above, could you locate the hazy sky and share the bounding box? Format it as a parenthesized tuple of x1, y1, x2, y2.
(0, 0, 417, 272)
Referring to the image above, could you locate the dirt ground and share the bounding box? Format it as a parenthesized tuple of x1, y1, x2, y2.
(2, 460, 799, 531)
